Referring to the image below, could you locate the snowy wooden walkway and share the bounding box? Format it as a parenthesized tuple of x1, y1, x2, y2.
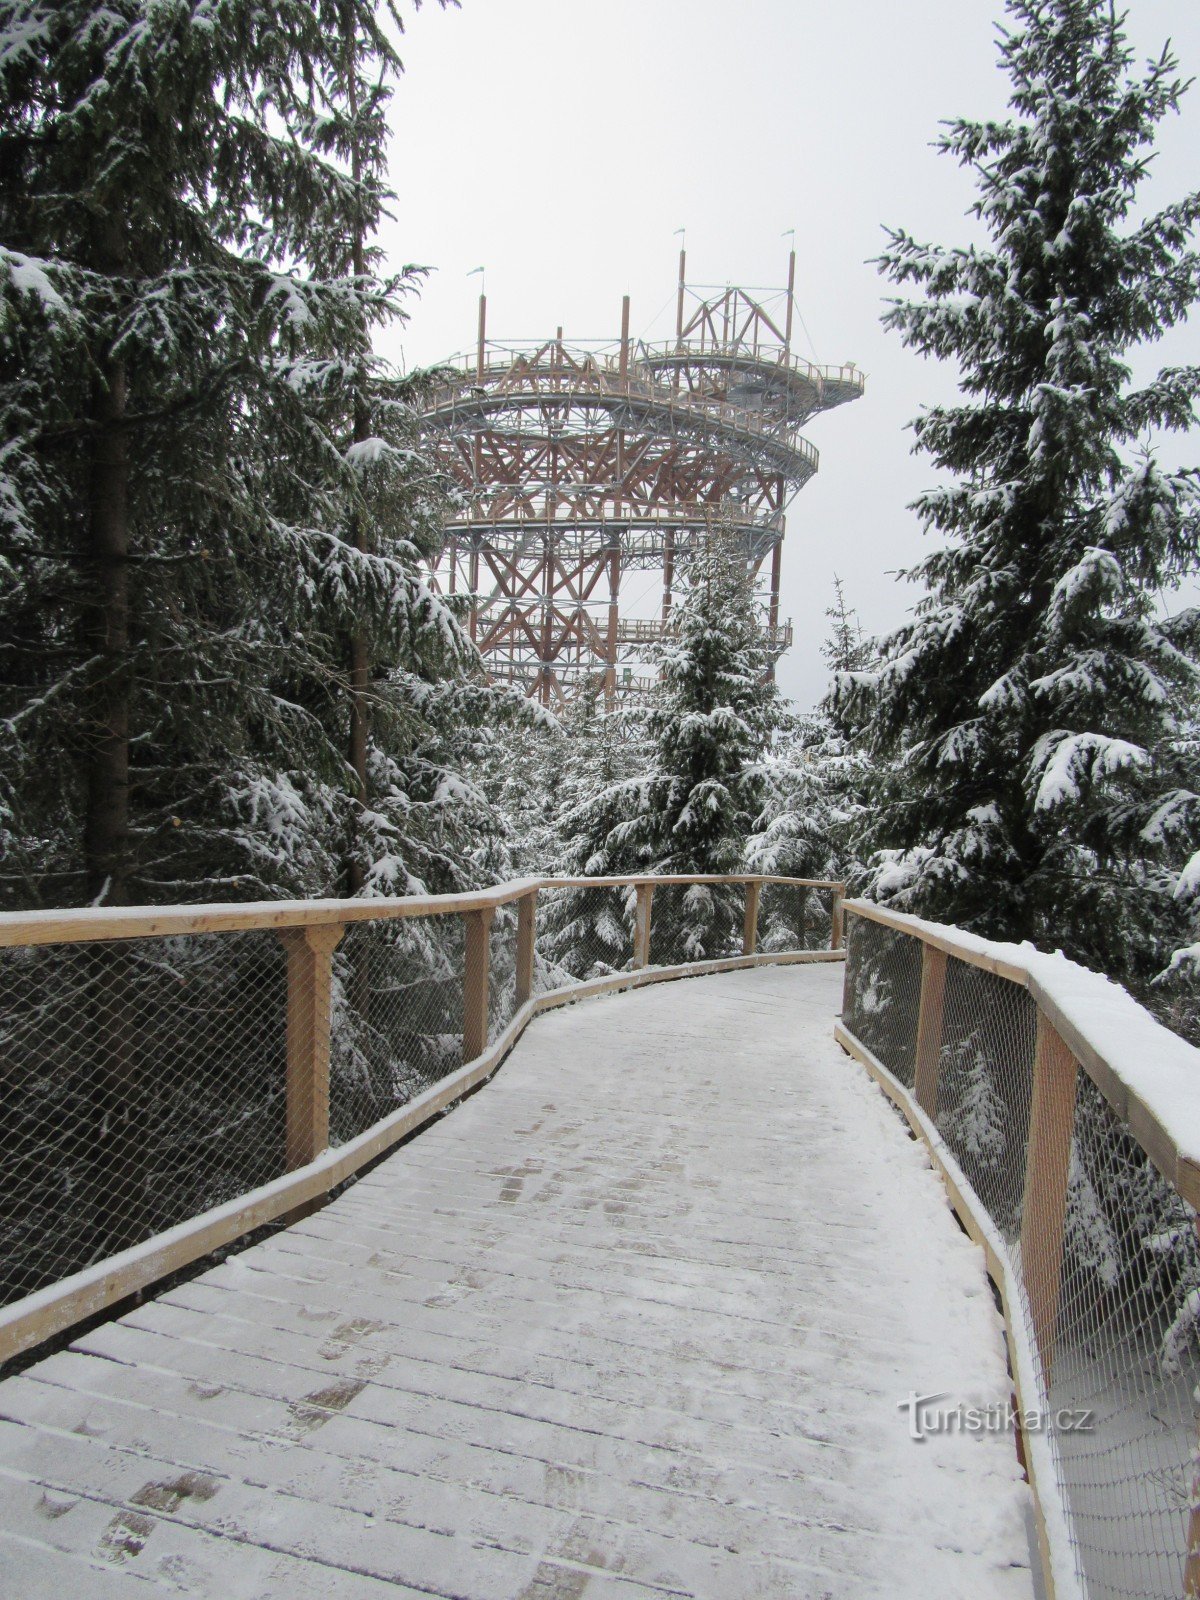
(0, 964, 1036, 1599)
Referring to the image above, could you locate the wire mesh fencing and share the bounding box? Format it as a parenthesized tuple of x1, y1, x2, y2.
(1029, 1071, 1200, 1600)
(841, 908, 1200, 1600)
(933, 960, 1037, 1241)
(647, 880, 744, 965)
(487, 900, 519, 1044)
(841, 911, 923, 1089)
(0, 873, 843, 1357)
(330, 915, 466, 1147)
(0, 930, 287, 1310)
(757, 879, 833, 952)
(535, 882, 636, 983)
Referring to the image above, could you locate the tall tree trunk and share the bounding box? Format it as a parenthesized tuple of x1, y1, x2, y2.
(85, 353, 131, 907)
(81, 203, 147, 1255)
(344, 26, 371, 898)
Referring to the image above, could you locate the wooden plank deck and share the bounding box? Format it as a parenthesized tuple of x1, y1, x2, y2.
(0, 964, 1036, 1599)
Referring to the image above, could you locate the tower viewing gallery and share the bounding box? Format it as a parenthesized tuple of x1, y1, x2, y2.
(419, 253, 864, 706)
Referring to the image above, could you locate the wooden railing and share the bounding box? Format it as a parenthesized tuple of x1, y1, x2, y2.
(0, 873, 843, 1368)
(837, 900, 1200, 1600)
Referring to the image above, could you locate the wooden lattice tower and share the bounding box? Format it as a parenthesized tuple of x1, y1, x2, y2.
(420, 252, 864, 706)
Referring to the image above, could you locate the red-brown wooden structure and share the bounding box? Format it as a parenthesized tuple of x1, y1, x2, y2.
(420, 253, 864, 705)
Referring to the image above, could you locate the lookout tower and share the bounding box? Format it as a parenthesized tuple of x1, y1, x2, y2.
(419, 251, 864, 706)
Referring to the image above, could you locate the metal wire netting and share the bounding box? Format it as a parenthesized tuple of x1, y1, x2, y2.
(1, 880, 840, 1337)
(535, 884, 635, 983)
(330, 915, 465, 1146)
(841, 912, 1200, 1600)
(488, 902, 519, 1045)
(648, 881, 744, 965)
(1026, 1075, 1200, 1600)
(0, 931, 287, 1309)
(842, 912, 923, 1089)
(758, 881, 832, 952)
(934, 960, 1036, 1242)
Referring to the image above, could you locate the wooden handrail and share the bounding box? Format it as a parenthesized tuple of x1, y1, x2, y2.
(0, 874, 844, 950)
(0, 932, 845, 1367)
(841, 899, 1200, 1216)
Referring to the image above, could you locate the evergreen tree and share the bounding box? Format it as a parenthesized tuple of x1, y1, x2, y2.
(467, 690, 565, 881)
(752, 582, 876, 940)
(0, 0, 499, 1264)
(821, 573, 872, 676)
(748, 579, 872, 948)
(545, 530, 782, 965)
(0, 0, 475, 911)
(835, 0, 1200, 996)
(642, 529, 780, 875)
(540, 693, 650, 978)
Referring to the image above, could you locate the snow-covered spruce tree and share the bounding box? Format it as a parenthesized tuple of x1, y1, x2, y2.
(748, 578, 873, 949)
(555, 528, 783, 965)
(0, 0, 488, 1260)
(465, 689, 565, 881)
(300, 7, 505, 904)
(0, 0, 473, 910)
(835, 0, 1200, 996)
(540, 692, 650, 979)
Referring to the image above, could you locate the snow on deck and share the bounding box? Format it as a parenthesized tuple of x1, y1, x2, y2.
(0, 964, 1035, 1599)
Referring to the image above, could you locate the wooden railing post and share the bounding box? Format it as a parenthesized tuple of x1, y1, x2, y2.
(278, 923, 344, 1170)
(463, 907, 494, 1061)
(830, 883, 845, 950)
(515, 890, 537, 1009)
(1020, 1013, 1078, 1379)
(913, 944, 948, 1118)
(742, 879, 761, 956)
(633, 882, 655, 969)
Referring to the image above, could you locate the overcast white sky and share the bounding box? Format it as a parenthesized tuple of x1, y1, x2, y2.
(377, 0, 1200, 709)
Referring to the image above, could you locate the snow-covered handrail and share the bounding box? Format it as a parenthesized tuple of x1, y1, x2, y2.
(837, 899, 1200, 1600)
(0, 874, 844, 1368)
(842, 898, 1200, 1210)
(0, 874, 837, 949)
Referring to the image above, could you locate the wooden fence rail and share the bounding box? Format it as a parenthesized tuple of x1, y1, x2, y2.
(835, 899, 1200, 1600)
(0, 874, 843, 1368)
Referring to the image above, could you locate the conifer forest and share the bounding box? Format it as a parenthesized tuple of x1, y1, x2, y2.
(4, 13, 1200, 1599)
(1, 0, 1197, 1029)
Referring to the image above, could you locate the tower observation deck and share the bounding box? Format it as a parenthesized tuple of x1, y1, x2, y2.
(419, 251, 864, 706)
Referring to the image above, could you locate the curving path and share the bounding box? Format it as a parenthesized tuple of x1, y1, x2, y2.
(0, 964, 1036, 1599)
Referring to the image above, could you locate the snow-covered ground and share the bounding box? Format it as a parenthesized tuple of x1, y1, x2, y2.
(0, 963, 1035, 1598)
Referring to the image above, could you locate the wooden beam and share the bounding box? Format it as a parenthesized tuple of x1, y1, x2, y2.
(742, 881, 761, 956)
(633, 882, 655, 969)
(913, 945, 948, 1119)
(843, 900, 1032, 987)
(278, 923, 344, 1170)
(515, 890, 537, 1009)
(1020, 1015, 1078, 1378)
(830, 885, 844, 951)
